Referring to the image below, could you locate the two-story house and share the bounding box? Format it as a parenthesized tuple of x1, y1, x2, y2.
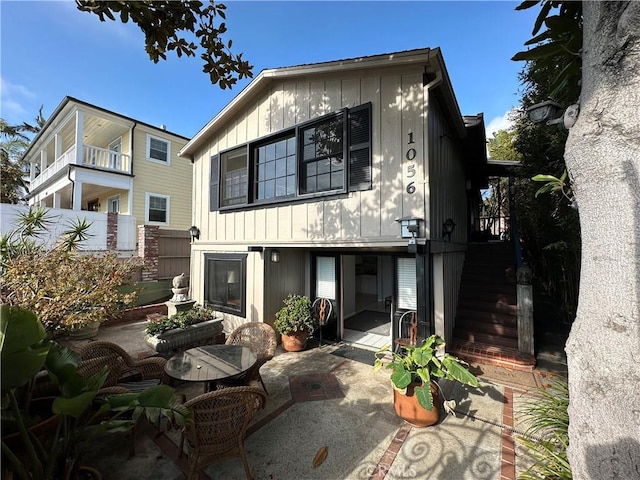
(23, 96, 191, 230)
(179, 47, 532, 368)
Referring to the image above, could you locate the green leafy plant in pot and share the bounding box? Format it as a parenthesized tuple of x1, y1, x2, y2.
(374, 334, 479, 427)
(273, 294, 318, 352)
(0, 305, 191, 480)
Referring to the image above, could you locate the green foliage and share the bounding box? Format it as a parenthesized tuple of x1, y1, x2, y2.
(488, 129, 521, 161)
(1, 207, 142, 335)
(532, 171, 575, 207)
(273, 294, 318, 336)
(75, 0, 252, 89)
(374, 335, 479, 411)
(0, 305, 191, 480)
(510, 1, 583, 324)
(513, 1, 582, 103)
(1, 110, 46, 204)
(517, 377, 571, 480)
(145, 304, 216, 336)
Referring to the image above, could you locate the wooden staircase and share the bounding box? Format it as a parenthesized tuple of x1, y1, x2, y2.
(450, 242, 535, 371)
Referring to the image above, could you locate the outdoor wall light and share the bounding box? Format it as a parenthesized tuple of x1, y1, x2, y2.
(188, 225, 200, 241)
(442, 218, 456, 242)
(527, 100, 580, 129)
(396, 217, 423, 253)
(396, 217, 423, 239)
(270, 249, 280, 263)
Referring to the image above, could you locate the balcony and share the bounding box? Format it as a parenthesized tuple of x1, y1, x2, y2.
(31, 144, 131, 191)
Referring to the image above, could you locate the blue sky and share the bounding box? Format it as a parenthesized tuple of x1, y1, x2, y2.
(1, 1, 538, 139)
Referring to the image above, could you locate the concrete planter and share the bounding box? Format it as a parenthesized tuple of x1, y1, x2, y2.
(145, 318, 224, 354)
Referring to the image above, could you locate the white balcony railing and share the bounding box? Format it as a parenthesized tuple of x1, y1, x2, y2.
(83, 145, 131, 173)
(30, 144, 131, 191)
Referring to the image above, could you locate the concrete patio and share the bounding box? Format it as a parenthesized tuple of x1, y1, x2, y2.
(66, 320, 567, 480)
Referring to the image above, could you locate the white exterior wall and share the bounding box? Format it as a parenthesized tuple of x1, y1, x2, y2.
(188, 68, 435, 318)
(191, 68, 429, 249)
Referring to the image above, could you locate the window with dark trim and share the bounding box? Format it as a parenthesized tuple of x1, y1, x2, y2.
(210, 102, 372, 212)
(204, 253, 246, 317)
(254, 134, 296, 200)
(221, 146, 248, 207)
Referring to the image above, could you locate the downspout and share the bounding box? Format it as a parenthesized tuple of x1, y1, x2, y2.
(67, 167, 75, 210)
(129, 122, 137, 217)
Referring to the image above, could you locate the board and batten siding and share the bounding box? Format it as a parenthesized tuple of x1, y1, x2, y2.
(428, 97, 468, 242)
(191, 68, 431, 247)
(428, 95, 469, 342)
(130, 126, 191, 231)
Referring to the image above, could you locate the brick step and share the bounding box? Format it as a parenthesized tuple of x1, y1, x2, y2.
(466, 242, 513, 252)
(458, 289, 517, 305)
(454, 318, 518, 337)
(461, 271, 517, 285)
(457, 297, 517, 315)
(456, 308, 517, 325)
(449, 340, 535, 372)
(452, 330, 518, 349)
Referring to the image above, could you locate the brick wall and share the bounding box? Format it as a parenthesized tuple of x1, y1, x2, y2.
(138, 225, 159, 281)
(106, 212, 118, 250)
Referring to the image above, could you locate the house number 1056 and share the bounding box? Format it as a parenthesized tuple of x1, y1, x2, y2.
(406, 132, 416, 194)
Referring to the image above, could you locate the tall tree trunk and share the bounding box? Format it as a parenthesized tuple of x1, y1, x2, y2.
(564, 2, 640, 478)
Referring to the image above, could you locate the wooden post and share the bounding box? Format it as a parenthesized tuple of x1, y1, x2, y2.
(516, 264, 534, 355)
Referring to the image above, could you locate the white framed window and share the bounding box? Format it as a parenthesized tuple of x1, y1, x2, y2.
(146, 134, 171, 164)
(316, 256, 336, 300)
(107, 195, 120, 213)
(145, 193, 170, 225)
(396, 257, 417, 310)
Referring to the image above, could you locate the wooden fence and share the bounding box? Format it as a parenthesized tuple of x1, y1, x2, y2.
(157, 229, 191, 281)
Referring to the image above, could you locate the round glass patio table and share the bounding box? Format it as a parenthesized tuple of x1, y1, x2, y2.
(164, 345, 257, 390)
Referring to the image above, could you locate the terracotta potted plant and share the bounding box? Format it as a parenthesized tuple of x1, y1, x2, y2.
(374, 334, 479, 427)
(273, 294, 319, 352)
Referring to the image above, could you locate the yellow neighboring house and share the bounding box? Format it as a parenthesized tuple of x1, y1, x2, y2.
(23, 96, 192, 233)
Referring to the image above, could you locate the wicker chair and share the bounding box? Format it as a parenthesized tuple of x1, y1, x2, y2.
(218, 322, 277, 393)
(76, 341, 168, 394)
(76, 341, 169, 456)
(182, 386, 266, 480)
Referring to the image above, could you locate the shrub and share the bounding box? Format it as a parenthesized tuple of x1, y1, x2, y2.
(2, 248, 141, 335)
(0, 207, 142, 335)
(273, 294, 318, 335)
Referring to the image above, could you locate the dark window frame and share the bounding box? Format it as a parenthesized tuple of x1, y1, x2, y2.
(211, 102, 372, 212)
(204, 253, 247, 317)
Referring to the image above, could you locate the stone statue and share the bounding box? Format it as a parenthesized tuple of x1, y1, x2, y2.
(170, 273, 190, 302)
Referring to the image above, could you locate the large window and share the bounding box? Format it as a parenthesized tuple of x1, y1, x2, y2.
(146, 193, 169, 224)
(254, 134, 296, 200)
(210, 102, 372, 211)
(146, 135, 170, 164)
(204, 254, 246, 316)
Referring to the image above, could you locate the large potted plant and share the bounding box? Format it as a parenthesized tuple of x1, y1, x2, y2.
(274, 294, 318, 352)
(374, 334, 479, 427)
(0, 305, 191, 480)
